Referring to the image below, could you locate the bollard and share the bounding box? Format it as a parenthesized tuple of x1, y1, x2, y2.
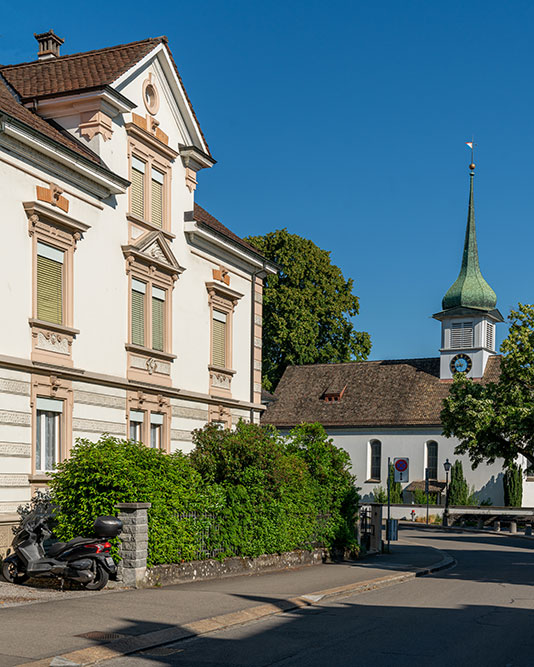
(509, 520, 517, 534)
(525, 523, 532, 536)
(494, 520, 501, 532)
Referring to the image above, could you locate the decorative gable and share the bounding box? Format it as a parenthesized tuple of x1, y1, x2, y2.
(122, 231, 184, 280)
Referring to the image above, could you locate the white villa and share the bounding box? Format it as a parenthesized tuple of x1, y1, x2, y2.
(0, 31, 276, 524)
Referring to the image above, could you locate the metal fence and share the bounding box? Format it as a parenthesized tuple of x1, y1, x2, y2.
(175, 511, 332, 561)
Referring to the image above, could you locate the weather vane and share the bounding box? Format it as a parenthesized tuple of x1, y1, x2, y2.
(466, 138, 477, 171)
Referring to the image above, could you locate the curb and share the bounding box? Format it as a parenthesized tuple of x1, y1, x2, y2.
(19, 550, 455, 666)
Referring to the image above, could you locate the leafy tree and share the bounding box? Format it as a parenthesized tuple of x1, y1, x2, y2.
(413, 489, 437, 505)
(447, 460, 470, 506)
(503, 464, 523, 507)
(387, 463, 403, 503)
(441, 304, 534, 469)
(246, 229, 371, 390)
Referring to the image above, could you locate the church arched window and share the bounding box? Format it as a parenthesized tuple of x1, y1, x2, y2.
(426, 441, 438, 480)
(369, 440, 381, 481)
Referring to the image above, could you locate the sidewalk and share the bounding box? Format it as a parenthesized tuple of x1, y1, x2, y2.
(0, 534, 452, 666)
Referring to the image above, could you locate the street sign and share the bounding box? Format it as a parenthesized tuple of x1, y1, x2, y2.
(393, 457, 409, 482)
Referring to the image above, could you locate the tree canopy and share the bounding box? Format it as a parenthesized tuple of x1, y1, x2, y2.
(441, 304, 534, 469)
(246, 229, 371, 391)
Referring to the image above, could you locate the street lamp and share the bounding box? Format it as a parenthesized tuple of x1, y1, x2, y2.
(443, 458, 452, 527)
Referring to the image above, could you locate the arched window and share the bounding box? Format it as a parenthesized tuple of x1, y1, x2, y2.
(426, 441, 438, 480)
(370, 440, 381, 481)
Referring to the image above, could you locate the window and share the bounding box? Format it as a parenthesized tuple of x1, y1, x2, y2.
(486, 322, 494, 350)
(151, 168, 164, 228)
(130, 156, 145, 220)
(152, 287, 165, 352)
(37, 242, 64, 324)
(212, 310, 227, 368)
(451, 322, 474, 348)
(370, 440, 381, 481)
(426, 441, 438, 480)
(150, 413, 163, 448)
(129, 409, 144, 441)
(130, 280, 166, 352)
(131, 279, 146, 346)
(35, 397, 62, 472)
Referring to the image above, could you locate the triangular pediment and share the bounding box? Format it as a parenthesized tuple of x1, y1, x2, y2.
(123, 231, 184, 276)
(112, 43, 210, 156)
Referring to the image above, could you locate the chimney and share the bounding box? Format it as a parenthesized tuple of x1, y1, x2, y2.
(34, 30, 64, 60)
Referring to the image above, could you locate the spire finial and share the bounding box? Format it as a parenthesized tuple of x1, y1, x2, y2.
(466, 137, 477, 172)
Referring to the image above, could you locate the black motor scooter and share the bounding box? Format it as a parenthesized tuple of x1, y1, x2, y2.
(2, 508, 122, 590)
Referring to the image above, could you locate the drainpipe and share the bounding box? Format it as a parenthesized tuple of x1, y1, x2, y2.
(250, 263, 267, 423)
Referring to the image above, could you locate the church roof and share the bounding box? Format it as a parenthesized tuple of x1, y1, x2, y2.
(261, 355, 501, 429)
(442, 167, 497, 312)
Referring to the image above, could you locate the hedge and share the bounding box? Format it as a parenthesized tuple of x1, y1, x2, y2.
(49, 422, 359, 567)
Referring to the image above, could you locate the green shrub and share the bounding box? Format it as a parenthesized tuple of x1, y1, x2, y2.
(448, 460, 470, 506)
(413, 489, 437, 505)
(387, 463, 403, 503)
(503, 464, 523, 507)
(372, 486, 387, 503)
(190, 421, 359, 555)
(50, 436, 221, 566)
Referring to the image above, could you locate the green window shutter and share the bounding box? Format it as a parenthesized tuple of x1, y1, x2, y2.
(131, 282, 145, 346)
(37, 254, 63, 324)
(151, 169, 164, 227)
(152, 292, 165, 352)
(212, 311, 227, 367)
(131, 157, 145, 219)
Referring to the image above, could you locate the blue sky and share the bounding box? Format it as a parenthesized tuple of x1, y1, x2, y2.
(2, 1, 533, 360)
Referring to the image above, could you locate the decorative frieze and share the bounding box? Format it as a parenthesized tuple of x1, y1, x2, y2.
(171, 405, 209, 421)
(73, 390, 126, 410)
(171, 429, 194, 442)
(0, 379, 30, 396)
(0, 411, 31, 427)
(0, 474, 28, 487)
(73, 418, 126, 436)
(36, 330, 70, 355)
(36, 184, 69, 212)
(0, 443, 31, 458)
(130, 355, 171, 376)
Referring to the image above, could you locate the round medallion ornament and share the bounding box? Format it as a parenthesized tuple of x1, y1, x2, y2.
(142, 79, 160, 115)
(450, 353, 472, 375)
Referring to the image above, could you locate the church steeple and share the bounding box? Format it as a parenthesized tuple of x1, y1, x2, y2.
(433, 159, 503, 380)
(442, 164, 497, 312)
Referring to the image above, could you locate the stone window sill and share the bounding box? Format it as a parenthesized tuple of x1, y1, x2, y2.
(208, 364, 236, 376)
(126, 213, 175, 240)
(125, 343, 177, 361)
(29, 319, 80, 336)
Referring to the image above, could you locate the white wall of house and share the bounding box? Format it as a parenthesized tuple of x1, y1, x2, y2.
(0, 40, 270, 518)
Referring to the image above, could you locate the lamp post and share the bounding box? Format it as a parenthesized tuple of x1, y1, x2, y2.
(443, 458, 452, 527)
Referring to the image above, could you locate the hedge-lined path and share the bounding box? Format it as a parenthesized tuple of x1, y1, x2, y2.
(0, 531, 448, 666)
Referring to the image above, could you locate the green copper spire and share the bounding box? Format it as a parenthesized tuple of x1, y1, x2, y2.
(442, 165, 497, 311)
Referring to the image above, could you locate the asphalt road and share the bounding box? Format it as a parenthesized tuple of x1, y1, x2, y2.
(103, 527, 534, 667)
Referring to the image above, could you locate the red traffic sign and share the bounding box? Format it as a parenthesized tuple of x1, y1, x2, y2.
(394, 458, 408, 472)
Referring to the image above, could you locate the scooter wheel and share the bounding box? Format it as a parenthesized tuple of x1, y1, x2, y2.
(84, 561, 109, 591)
(2, 557, 29, 585)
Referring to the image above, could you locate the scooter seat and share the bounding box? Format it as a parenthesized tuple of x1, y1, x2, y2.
(47, 536, 91, 557)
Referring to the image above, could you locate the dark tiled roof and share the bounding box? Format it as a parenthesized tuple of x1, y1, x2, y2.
(0, 37, 211, 156)
(0, 75, 102, 164)
(193, 204, 263, 256)
(262, 356, 502, 428)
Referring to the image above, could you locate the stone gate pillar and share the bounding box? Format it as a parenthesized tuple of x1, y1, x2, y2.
(115, 502, 151, 587)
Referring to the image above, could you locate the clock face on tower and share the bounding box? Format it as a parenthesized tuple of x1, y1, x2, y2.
(450, 353, 472, 374)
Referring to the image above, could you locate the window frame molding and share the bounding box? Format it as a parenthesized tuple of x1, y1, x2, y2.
(127, 390, 170, 452)
(124, 244, 181, 386)
(30, 373, 73, 485)
(206, 281, 243, 398)
(24, 200, 89, 366)
(367, 439, 382, 483)
(126, 128, 177, 234)
(425, 440, 439, 481)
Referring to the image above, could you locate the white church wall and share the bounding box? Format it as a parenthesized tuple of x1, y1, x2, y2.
(326, 427, 506, 505)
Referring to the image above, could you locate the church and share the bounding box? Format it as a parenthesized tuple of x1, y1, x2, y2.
(263, 163, 534, 507)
